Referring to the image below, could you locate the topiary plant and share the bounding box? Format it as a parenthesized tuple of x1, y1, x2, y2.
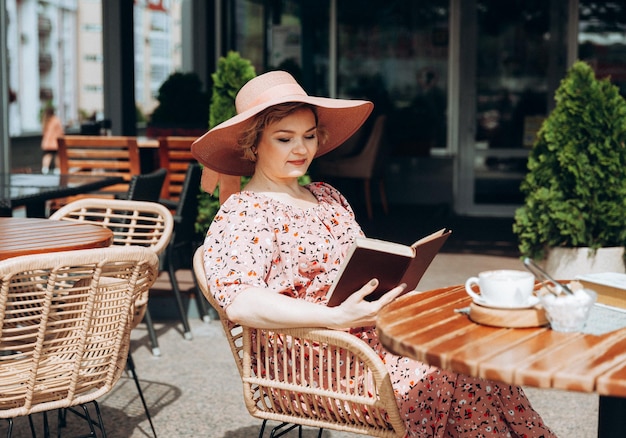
(513, 60, 626, 261)
(208, 52, 257, 130)
(195, 52, 257, 234)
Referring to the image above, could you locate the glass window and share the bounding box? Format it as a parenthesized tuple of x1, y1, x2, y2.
(578, 1, 626, 97)
(84, 54, 102, 62)
(231, 0, 449, 157)
(234, 0, 265, 72)
(475, 1, 550, 151)
(233, 0, 314, 87)
(149, 36, 169, 58)
(134, 1, 182, 121)
(472, 0, 552, 205)
(82, 23, 103, 32)
(335, 0, 449, 156)
(150, 10, 169, 32)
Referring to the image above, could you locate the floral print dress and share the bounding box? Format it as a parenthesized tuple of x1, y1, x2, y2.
(203, 182, 556, 438)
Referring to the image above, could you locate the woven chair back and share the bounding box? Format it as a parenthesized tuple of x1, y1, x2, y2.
(0, 246, 159, 418)
(49, 198, 174, 256)
(49, 198, 174, 327)
(127, 168, 168, 202)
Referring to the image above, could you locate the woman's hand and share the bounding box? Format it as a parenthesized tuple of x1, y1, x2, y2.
(328, 279, 407, 329)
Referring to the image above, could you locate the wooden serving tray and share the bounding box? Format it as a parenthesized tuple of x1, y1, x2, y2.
(469, 302, 549, 328)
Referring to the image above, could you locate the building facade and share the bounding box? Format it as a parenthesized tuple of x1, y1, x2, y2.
(5, 0, 182, 135)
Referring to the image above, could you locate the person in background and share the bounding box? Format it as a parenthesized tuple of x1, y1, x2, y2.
(40, 105, 64, 174)
(192, 71, 556, 437)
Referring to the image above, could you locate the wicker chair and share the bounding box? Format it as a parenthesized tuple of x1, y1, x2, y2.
(0, 246, 159, 437)
(48, 198, 174, 437)
(125, 168, 168, 202)
(192, 247, 406, 438)
(48, 198, 174, 354)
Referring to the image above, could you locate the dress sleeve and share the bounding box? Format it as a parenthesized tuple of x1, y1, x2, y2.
(203, 195, 276, 309)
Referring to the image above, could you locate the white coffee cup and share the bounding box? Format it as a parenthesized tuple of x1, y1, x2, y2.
(465, 270, 535, 307)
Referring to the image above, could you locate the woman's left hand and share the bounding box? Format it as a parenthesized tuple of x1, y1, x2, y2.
(328, 279, 407, 329)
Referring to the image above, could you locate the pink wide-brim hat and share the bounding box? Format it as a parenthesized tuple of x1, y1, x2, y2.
(191, 70, 374, 176)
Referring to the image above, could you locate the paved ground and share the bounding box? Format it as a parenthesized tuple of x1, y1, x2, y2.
(2, 203, 598, 436)
(1, 253, 598, 438)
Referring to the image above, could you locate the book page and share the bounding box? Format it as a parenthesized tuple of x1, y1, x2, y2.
(355, 237, 415, 257)
(412, 228, 448, 248)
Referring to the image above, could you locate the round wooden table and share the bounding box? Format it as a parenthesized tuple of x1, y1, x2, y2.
(0, 217, 113, 260)
(376, 285, 626, 437)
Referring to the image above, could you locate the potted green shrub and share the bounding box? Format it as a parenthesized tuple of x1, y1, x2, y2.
(195, 52, 257, 234)
(147, 71, 210, 137)
(513, 60, 626, 277)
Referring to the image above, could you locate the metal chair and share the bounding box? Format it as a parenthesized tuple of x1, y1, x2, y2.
(0, 246, 159, 438)
(162, 163, 211, 331)
(192, 247, 406, 438)
(125, 168, 168, 202)
(122, 167, 169, 362)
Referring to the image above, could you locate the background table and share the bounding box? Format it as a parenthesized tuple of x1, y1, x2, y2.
(0, 217, 113, 260)
(376, 285, 626, 437)
(0, 173, 125, 217)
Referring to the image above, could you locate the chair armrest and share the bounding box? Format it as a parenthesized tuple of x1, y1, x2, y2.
(240, 325, 405, 436)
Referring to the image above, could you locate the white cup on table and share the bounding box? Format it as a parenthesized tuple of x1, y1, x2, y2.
(465, 269, 535, 308)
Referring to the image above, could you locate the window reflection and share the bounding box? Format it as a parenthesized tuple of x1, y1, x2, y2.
(233, 1, 450, 157)
(475, 0, 550, 151)
(234, 0, 264, 73)
(473, 0, 552, 205)
(7, 1, 186, 134)
(579, 1, 626, 97)
(335, 0, 449, 157)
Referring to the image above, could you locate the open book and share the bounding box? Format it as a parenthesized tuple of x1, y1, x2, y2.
(326, 228, 452, 307)
(576, 272, 626, 309)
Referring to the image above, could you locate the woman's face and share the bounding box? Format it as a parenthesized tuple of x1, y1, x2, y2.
(255, 107, 319, 181)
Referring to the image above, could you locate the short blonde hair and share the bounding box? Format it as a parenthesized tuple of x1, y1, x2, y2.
(238, 102, 329, 162)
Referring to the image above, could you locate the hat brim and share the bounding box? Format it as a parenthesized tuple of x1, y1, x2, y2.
(191, 95, 374, 176)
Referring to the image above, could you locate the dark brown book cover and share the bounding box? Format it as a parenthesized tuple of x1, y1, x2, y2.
(326, 228, 451, 307)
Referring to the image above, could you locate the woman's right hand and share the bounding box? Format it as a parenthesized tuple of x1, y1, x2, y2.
(328, 279, 407, 329)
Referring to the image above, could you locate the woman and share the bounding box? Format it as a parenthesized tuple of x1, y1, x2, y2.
(40, 105, 64, 174)
(192, 71, 556, 437)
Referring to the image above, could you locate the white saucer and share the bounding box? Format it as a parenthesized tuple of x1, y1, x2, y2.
(472, 295, 540, 310)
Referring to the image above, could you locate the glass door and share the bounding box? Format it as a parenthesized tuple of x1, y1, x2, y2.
(455, 0, 569, 216)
